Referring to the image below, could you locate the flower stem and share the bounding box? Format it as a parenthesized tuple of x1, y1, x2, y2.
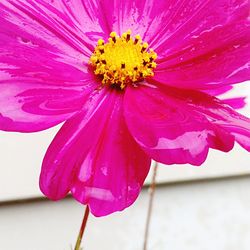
(74, 206, 90, 250)
(143, 162, 158, 250)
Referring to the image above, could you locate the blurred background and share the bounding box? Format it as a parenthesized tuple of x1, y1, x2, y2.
(0, 82, 250, 250)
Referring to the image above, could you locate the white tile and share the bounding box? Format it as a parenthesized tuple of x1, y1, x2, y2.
(1, 177, 250, 250)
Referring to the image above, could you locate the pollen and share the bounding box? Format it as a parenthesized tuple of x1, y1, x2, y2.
(89, 30, 157, 89)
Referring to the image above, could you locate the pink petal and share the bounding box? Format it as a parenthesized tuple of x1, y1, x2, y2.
(203, 85, 233, 96)
(40, 88, 150, 217)
(0, 80, 95, 132)
(0, 0, 91, 66)
(153, 0, 250, 89)
(0, 0, 101, 132)
(94, 0, 173, 39)
(221, 97, 247, 109)
(203, 86, 247, 109)
(43, 0, 113, 44)
(203, 85, 247, 109)
(0, 0, 110, 57)
(124, 83, 250, 166)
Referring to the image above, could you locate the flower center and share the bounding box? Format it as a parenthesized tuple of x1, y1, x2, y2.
(89, 30, 157, 89)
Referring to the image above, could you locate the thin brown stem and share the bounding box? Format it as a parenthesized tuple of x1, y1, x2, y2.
(143, 162, 158, 250)
(74, 206, 90, 250)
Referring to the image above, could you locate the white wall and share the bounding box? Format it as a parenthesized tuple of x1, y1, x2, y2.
(1, 176, 250, 250)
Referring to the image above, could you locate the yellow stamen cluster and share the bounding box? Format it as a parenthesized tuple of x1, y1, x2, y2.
(89, 30, 157, 89)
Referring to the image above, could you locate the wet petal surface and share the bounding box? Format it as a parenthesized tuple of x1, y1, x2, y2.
(124, 83, 250, 165)
(153, 0, 250, 89)
(40, 88, 150, 216)
(0, 0, 103, 131)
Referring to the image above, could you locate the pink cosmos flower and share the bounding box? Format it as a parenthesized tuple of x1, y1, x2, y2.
(0, 0, 250, 217)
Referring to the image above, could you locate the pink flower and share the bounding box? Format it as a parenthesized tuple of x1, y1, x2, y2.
(0, 0, 250, 217)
